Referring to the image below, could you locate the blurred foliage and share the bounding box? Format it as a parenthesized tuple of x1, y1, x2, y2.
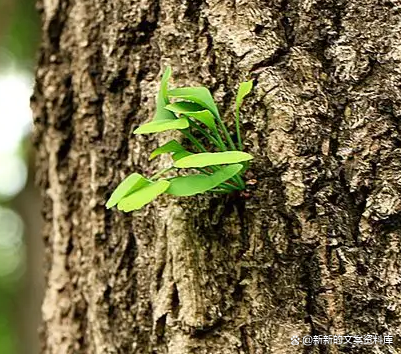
(0, 268, 20, 354)
(1, 0, 40, 68)
(0, 0, 40, 353)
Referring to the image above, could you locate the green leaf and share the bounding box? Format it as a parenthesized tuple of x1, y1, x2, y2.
(106, 173, 150, 208)
(149, 140, 185, 160)
(172, 150, 193, 161)
(187, 111, 216, 131)
(154, 66, 177, 121)
(167, 87, 220, 118)
(174, 151, 253, 168)
(166, 164, 243, 196)
(165, 101, 203, 113)
(235, 80, 253, 151)
(236, 80, 253, 109)
(165, 102, 217, 131)
(134, 117, 189, 134)
(117, 180, 170, 212)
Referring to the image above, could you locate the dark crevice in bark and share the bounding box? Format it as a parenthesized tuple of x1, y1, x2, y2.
(170, 283, 180, 319)
(46, 0, 71, 53)
(101, 209, 114, 245)
(379, 103, 401, 149)
(206, 198, 225, 227)
(308, 0, 345, 76)
(250, 46, 290, 74)
(54, 74, 73, 131)
(134, 19, 159, 45)
(240, 326, 251, 354)
(212, 58, 236, 119)
(89, 49, 105, 141)
(155, 260, 166, 292)
(155, 314, 167, 341)
(184, 0, 202, 24)
(190, 318, 224, 339)
(73, 298, 89, 352)
(235, 198, 250, 258)
(203, 19, 214, 56)
(279, 0, 295, 48)
(300, 248, 319, 346)
(376, 212, 401, 234)
(122, 0, 160, 46)
(309, 0, 346, 171)
(231, 273, 245, 302)
(116, 64, 148, 166)
(118, 39, 160, 166)
(338, 168, 369, 246)
(115, 229, 137, 278)
(254, 24, 264, 35)
(328, 117, 341, 158)
(355, 260, 369, 277)
(120, 342, 132, 353)
(322, 88, 347, 163)
(351, 56, 379, 89)
(108, 68, 130, 94)
(66, 236, 74, 256)
(119, 101, 138, 166)
(136, 306, 153, 350)
(55, 73, 75, 170)
(250, 0, 294, 74)
(103, 284, 114, 317)
(56, 127, 74, 170)
(31, 72, 48, 148)
(202, 18, 220, 91)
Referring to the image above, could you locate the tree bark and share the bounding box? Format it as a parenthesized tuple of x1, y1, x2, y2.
(31, 0, 401, 353)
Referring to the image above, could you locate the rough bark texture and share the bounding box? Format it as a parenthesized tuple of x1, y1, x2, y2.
(31, 0, 401, 353)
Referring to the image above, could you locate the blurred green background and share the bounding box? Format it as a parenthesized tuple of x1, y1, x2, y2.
(0, 0, 42, 353)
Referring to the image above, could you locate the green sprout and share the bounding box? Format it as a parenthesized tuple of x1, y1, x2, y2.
(106, 66, 254, 212)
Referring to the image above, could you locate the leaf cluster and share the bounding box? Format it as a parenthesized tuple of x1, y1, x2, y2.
(106, 67, 254, 212)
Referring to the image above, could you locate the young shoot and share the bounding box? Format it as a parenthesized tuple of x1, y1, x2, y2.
(106, 66, 254, 212)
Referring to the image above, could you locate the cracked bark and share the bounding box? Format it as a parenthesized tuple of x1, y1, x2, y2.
(32, 0, 401, 353)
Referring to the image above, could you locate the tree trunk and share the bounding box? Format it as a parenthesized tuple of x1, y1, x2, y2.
(31, 0, 401, 353)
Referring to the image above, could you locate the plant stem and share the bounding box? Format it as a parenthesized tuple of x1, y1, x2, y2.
(235, 108, 243, 150)
(181, 129, 207, 152)
(196, 168, 240, 191)
(201, 164, 244, 190)
(213, 112, 237, 151)
(224, 180, 242, 190)
(181, 131, 229, 179)
(214, 130, 227, 151)
(188, 120, 223, 150)
(149, 167, 174, 181)
(182, 128, 246, 190)
(179, 133, 229, 185)
(233, 174, 246, 189)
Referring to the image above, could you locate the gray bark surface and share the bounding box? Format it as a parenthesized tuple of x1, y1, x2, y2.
(32, 0, 401, 353)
